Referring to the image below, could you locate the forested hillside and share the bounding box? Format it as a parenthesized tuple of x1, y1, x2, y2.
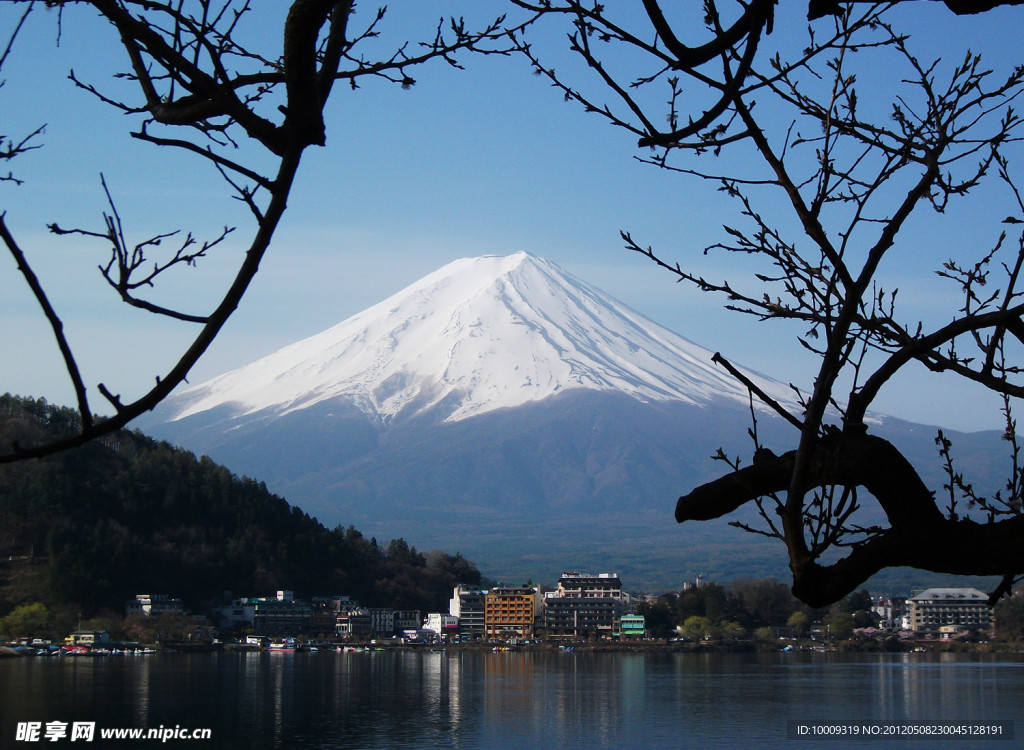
(0, 395, 481, 618)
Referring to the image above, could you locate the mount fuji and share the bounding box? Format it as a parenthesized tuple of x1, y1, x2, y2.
(161, 252, 797, 426)
(140, 252, 1000, 589)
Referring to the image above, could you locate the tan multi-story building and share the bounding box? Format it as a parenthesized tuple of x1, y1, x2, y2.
(484, 587, 540, 638)
(906, 588, 992, 634)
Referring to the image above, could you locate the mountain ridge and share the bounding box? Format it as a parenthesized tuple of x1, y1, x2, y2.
(0, 394, 483, 618)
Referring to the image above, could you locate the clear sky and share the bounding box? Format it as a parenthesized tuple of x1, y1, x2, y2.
(1, 1, 1022, 433)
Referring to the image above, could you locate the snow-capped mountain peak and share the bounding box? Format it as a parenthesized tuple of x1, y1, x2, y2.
(160, 252, 793, 424)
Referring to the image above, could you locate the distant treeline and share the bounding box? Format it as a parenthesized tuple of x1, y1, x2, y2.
(636, 579, 875, 640)
(0, 394, 481, 619)
(639, 578, 1024, 642)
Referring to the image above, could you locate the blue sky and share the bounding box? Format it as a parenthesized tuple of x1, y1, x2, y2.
(1, 1, 1022, 433)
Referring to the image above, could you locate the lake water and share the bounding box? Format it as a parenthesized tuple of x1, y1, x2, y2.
(2, 650, 1023, 749)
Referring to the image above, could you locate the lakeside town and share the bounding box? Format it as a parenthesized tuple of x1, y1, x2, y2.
(2, 571, 1015, 656)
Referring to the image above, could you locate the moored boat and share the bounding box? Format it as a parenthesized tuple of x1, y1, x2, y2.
(60, 645, 91, 656)
(266, 638, 302, 652)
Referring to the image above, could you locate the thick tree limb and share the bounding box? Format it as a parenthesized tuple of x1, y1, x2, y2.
(791, 516, 1024, 607)
(676, 430, 945, 529)
(641, 0, 776, 68)
(282, 0, 348, 148)
(679, 428, 1024, 606)
(812, 0, 1024, 18)
(677, 426, 1024, 606)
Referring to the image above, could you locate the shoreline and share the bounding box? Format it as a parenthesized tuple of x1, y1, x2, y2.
(7, 637, 1023, 658)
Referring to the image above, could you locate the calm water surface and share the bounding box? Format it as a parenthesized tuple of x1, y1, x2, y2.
(2, 650, 1023, 749)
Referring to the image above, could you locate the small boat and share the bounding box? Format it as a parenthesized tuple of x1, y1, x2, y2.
(267, 638, 299, 652)
(0, 646, 31, 658)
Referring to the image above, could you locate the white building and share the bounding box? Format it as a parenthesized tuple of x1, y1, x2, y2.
(423, 613, 459, 639)
(125, 594, 184, 618)
(907, 588, 992, 634)
(450, 585, 486, 637)
(871, 596, 907, 631)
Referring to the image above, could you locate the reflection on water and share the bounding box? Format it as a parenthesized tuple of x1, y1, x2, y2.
(2, 651, 1023, 749)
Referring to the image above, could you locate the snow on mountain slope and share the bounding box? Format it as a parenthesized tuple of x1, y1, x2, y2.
(161, 252, 796, 424)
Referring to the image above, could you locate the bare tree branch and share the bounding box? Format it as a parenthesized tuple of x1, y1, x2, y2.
(512, 1, 1024, 605)
(1, 0, 511, 462)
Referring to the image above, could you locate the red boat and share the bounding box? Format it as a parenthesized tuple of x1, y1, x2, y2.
(60, 645, 91, 656)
